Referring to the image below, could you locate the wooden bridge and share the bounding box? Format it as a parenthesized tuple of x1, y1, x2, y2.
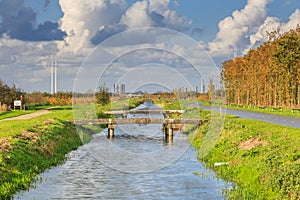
(74, 110, 207, 139)
(103, 110, 184, 118)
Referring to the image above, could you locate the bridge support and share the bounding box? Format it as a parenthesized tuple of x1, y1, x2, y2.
(107, 123, 116, 138)
(162, 123, 175, 139)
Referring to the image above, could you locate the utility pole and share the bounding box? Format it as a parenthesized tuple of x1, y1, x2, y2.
(50, 52, 57, 94)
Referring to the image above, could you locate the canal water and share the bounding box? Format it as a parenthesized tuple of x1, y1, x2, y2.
(14, 102, 230, 199)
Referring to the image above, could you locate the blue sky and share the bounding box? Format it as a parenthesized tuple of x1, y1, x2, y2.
(0, 0, 299, 92)
(24, 0, 300, 42)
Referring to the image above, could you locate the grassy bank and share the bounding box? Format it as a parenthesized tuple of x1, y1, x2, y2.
(0, 106, 98, 199)
(157, 98, 300, 199)
(190, 115, 300, 199)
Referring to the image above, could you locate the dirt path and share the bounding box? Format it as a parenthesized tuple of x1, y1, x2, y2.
(2, 109, 51, 121)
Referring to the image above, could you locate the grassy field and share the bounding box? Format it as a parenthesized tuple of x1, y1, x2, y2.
(190, 115, 300, 199)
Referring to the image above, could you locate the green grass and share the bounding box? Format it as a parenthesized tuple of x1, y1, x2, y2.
(226, 104, 300, 118)
(190, 115, 300, 199)
(0, 110, 35, 120)
(0, 106, 73, 138)
(0, 104, 56, 120)
(202, 100, 300, 118)
(159, 97, 299, 198)
(0, 106, 102, 199)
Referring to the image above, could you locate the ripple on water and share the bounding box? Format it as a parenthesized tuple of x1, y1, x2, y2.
(14, 103, 231, 199)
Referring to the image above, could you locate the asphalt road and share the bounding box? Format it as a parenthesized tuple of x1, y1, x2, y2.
(191, 103, 300, 129)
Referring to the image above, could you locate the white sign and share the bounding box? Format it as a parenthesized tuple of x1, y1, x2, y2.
(14, 100, 22, 107)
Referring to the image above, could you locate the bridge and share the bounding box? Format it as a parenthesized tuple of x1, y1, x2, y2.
(103, 110, 184, 118)
(74, 110, 207, 139)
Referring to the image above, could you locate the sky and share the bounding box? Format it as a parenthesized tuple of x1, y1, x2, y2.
(0, 0, 299, 93)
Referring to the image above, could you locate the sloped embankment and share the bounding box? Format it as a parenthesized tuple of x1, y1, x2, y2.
(191, 116, 300, 199)
(0, 117, 93, 199)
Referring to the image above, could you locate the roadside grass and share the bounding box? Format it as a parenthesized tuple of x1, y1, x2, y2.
(201, 100, 300, 118)
(0, 104, 56, 120)
(0, 110, 35, 120)
(226, 104, 300, 118)
(0, 106, 73, 138)
(190, 115, 300, 199)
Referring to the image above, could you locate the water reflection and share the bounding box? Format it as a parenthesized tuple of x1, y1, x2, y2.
(14, 103, 230, 199)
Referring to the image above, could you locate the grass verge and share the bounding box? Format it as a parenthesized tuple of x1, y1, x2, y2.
(0, 110, 35, 120)
(190, 115, 300, 199)
(201, 100, 300, 118)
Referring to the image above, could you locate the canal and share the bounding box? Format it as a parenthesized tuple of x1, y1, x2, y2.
(14, 102, 230, 199)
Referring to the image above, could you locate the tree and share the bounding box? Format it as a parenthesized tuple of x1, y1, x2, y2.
(95, 83, 111, 106)
(221, 26, 300, 108)
(0, 79, 23, 107)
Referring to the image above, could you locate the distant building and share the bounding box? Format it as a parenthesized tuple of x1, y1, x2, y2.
(114, 84, 125, 95)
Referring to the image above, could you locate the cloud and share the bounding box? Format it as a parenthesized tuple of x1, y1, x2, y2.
(58, 0, 190, 53)
(120, 0, 189, 30)
(121, 0, 154, 28)
(0, 0, 192, 92)
(0, 0, 66, 41)
(58, 0, 126, 53)
(91, 24, 127, 45)
(0, 35, 61, 91)
(248, 9, 300, 51)
(209, 0, 273, 57)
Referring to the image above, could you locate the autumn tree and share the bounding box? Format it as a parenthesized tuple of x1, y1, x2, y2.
(222, 26, 300, 108)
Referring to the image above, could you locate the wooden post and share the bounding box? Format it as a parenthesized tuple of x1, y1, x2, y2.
(162, 124, 167, 134)
(107, 123, 116, 138)
(165, 123, 175, 139)
(167, 126, 173, 136)
(163, 133, 173, 144)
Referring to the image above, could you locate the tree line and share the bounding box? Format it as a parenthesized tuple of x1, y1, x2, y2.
(0, 79, 114, 111)
(222, 26, 300, 108)
(0, 80, 23, 109)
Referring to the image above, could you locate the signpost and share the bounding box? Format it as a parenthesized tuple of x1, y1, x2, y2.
(14, 100, 22, 110)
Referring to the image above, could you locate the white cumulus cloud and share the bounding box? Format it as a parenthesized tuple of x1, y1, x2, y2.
(58, 0, 125, 54)
(121, 1, 154, 28)
(209, 0, 273, 57)
(247, 9, 300, 51)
